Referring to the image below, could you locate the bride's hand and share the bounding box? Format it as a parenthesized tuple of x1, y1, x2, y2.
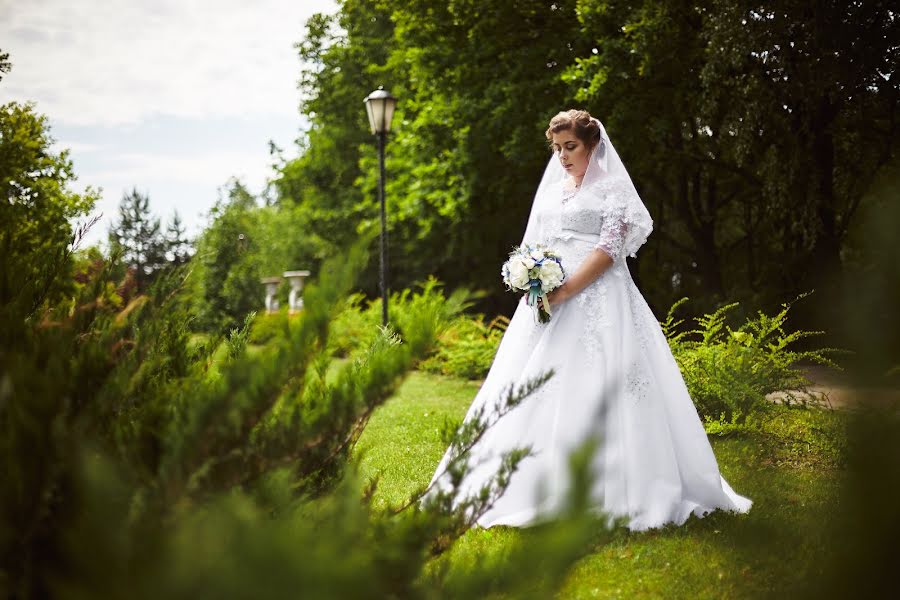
(543, 286, 569, 309)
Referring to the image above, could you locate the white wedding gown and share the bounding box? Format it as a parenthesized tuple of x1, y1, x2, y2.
(428, 169, 752, 531)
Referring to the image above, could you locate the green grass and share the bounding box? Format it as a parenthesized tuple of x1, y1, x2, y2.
(354, 371, 846, 598)
(354, 371, 482, 509)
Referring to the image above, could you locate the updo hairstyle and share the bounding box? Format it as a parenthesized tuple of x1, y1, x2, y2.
(545, 109, 602, 149)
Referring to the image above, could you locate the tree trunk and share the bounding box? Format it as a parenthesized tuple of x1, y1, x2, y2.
(806, 96, 842, 293)
(692, 170, 725, 299)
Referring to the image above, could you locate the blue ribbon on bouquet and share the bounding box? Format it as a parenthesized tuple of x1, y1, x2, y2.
(527, 280, 541, 307)
(527, 280, 551, 319)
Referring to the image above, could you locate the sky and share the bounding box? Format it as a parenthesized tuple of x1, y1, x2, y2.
(0, 0, 339, 247)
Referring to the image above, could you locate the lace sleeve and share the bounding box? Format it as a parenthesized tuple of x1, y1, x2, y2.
(581, 176, 654, 259)
(595, 219, 627, 260)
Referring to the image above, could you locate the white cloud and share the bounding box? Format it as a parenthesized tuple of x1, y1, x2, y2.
(83, 147, 269, 241)
(52, 139, 103, 154)
(0, 0, 339, 248)
(92, 148, 269, 188)
(1, 0, 338, 127)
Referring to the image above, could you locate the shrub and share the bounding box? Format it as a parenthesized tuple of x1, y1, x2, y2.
(328, 292, 383, 357)
(420, 315, 507, 379)
(1, 238, 604, 598)
(328, 277, 477, 361)
(328, 278, 506, 379)
(663, 295, 841, 424)
(702, 404, 847, 469)
(247, 308, 295, 345)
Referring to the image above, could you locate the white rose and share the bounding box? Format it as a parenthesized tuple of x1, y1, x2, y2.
(530, 249, 545, 262)
(523, 257, 535, 269)
(539, 261, 564, 289)
(508, 260, 530, 289)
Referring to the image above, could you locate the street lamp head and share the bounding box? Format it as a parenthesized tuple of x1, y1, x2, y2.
(364, 86, 397, 134)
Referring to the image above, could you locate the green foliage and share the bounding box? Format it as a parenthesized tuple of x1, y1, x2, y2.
(663, 295, 841, 423)
(86, 192, 191, 311)
(164, 210, 192, 266)
(282, 1, 899, 320)
(329, 277, 508, 380)
(247, 307, 293, 345)
(329, 277, 476, 362)
(1, 219, 605, 598)
(189, 181, 328, 335)
(108, 187, 169, 292)
(279, 0, 590, 310)
(190, 179, 263, 333)
(566, 0, 900, 312)
(272, 2, 395, 296)
(420, 315, 507, 380)
(0, 99, 100, 319)
(699, 0, 899, 292)
(225, 310, 255, 361)
(389, 277, 474, 359)
(329, 292, 380, 357)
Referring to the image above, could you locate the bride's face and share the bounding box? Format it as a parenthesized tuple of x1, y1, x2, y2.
(551, 130, 592, 181)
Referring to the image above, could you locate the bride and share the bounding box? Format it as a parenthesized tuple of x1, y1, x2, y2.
(428, 109, 752, 531)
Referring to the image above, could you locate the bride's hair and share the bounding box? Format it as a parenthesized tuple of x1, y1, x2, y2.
(545, 109, 601, 148)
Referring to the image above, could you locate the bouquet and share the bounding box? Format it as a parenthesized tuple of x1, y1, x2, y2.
(501, 243, 566, 323)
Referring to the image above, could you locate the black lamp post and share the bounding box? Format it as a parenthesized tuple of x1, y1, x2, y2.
(364, 86, 397, 327)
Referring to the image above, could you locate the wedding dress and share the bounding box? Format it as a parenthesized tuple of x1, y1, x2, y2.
(427, 119, 752, 531)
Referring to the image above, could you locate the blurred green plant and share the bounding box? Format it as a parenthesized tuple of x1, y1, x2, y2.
(328, 291, 379, 357)
(800, 403, 900, 599)
(328, 278, 505, 380)
(420, 315, 507, 380)
(0, 230, 603, 599)
(247, 307, 292, 346)
(328, 277, 478, 361)
(189, 179, 263, 333)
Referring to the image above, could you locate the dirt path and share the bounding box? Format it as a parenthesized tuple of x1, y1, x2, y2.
(766, 365, 900, 410)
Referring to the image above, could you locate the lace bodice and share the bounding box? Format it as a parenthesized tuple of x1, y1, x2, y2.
(535, 175, 651, 260)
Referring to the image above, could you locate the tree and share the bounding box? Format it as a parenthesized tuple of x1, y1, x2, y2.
(563, 0, 753, 310)
(280, 0, 592, 315)
(373, 0, 593, 313)
(2, 228, 601, 598)
(0, 48, 10, 82)
(700, 0, 900, 296)
(164, 210, 192, 266)
(282, 0, 898, 320)
(108, 188, 167, 293)
(192, 178, 263, 332)
(562, 0, 899, 316)
(273, 2, 396, 297)
(0, 94, 99, 319)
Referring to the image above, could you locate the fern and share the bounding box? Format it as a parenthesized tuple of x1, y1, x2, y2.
(666, 294, 843, 424)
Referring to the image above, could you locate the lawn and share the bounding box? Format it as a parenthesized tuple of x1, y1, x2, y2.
(354, 371, 847, 599)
